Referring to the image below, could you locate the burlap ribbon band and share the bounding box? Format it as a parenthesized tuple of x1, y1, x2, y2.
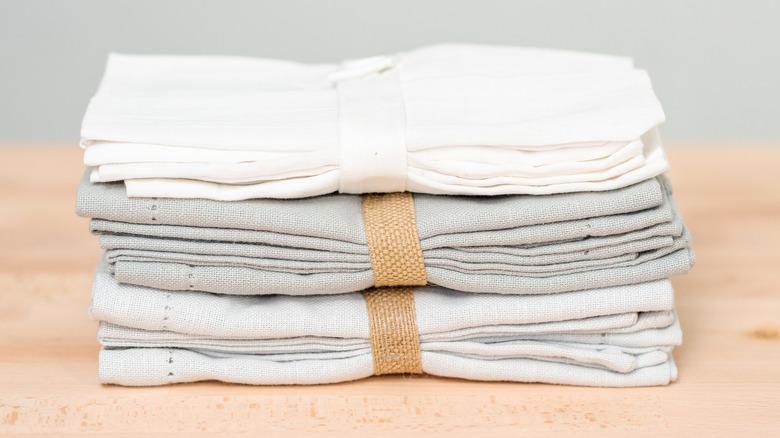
(361, 192, 426, 375)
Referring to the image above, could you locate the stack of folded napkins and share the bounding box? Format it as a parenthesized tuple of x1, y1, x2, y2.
(76, 44, 694, 387)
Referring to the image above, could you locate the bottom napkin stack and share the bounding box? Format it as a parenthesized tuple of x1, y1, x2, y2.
(91, 260, 680, 387)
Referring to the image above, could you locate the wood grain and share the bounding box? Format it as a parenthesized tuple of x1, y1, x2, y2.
(0, 145, 778, 436)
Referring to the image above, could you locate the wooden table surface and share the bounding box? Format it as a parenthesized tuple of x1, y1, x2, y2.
(1, 145, 778, 437)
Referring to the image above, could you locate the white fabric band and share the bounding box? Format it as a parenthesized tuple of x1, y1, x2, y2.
(334, 57, 408, 193)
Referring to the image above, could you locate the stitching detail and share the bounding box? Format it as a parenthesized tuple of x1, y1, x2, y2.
(187, 266, 195, 289)
(167, 349, 174, 382)
(162, 292, 171, 330)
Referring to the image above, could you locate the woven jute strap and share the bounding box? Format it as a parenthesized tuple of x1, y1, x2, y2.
(364, 286, 423, 375)
(362, 192, 427, 287)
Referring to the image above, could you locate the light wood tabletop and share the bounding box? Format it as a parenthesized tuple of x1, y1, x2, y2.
(1, 145, 778, 437)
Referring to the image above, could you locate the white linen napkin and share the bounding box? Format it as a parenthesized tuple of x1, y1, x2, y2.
(81, 44, 667, 200)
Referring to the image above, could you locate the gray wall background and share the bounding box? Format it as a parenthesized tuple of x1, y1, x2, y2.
(1, 0, 779, 143)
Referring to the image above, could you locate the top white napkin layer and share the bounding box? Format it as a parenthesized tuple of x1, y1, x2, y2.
(81, 44, 668, 199)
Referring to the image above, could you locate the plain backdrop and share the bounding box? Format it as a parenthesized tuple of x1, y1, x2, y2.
(1, 0, 779, 143)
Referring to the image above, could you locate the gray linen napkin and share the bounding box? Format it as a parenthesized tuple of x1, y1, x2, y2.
(76, 171, 694, 295)
(90, 259, 680, 387)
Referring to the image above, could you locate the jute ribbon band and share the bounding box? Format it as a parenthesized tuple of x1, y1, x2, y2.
(364, 286, 423, 375)
(361, 192, 426, 375)
(362, 192, 427, 287)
